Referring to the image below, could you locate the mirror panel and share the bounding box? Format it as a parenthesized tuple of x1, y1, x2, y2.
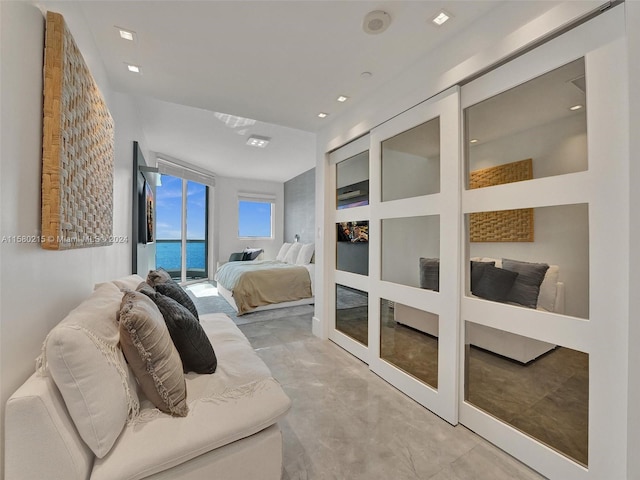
(382, 117, 440, 202)
(336, 284, 368, 345)
(382, 215, 440, 289)
(336, 151, 369, 209)
(381, 299, 438, 389)
(464, 321, 588, 466)
(465, 58, 587, 188)
(336, 221, 369, 275)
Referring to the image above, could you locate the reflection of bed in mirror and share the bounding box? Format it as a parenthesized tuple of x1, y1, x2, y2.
(394, 257, 565, 363)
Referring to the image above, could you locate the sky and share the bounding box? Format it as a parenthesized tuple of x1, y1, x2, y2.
(155, 174, 206, 240)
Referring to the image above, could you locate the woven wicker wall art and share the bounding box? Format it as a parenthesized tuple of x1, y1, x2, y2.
(469, 159, 534, 242)
(41, 12, 114, 250)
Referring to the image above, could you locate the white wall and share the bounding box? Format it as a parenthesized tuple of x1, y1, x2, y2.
(214, 176, 284, 265)
(626, 1, 640, 477)
(0, 2, 149, 469)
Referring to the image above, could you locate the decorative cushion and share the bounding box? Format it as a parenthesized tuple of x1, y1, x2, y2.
(275, 243, 292, 261)
(136, 280, 157, 298)
(538, 265, 560, 312)
(472, 264, 519, 302)
(295, 243, 315, 265)
(118, 290, 188, 417)
(146, 267, 173, 287)
(283, 242, 302, 264)
(106, 274, 146, 291)
(41, 282, 139, 458)
(419, 258, 440, 291)
(243, 248, 263, 261)
(152, 293, 218, 374)
(502, 258, 550, 308)
(228, 252, 245, 262)
(155, 281, 200, 320)
(470, 260, 496, 290)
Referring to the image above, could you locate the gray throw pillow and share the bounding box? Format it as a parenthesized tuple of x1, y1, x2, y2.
(472, 265, 519, 302)
(502, 258, 550, 308)
(155, 282, 200, 321)
(419, 258, 440, 292)
(152, 293, 217, 374)
(470, 261, 496, 291)
(146, 268, 173, 287)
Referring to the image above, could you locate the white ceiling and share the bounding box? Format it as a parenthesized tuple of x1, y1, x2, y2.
(44, 1, 559, 182)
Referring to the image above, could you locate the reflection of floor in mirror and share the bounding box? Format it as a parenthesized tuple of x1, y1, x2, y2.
(335, 301, 588, 467)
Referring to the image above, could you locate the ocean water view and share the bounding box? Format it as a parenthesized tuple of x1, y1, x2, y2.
(156, 240, 206, 270)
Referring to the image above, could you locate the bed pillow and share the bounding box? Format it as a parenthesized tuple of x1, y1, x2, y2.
(228, 252, 245, 262)
(155, 281, 199, 321)
(419, 258, 440, 291)
(275, 243, 292, 261)
(243, 248, 263, 261)
(296, 243, 315, 265)
(152, 293, 217, 374)
(118, 290, 188, 416)
(472, 264, 519, 302)
(283, 242, 302, 264)
(502, 258, 550, 308)
(470, 260, 496, 291)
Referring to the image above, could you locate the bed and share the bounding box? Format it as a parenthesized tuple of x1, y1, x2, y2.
(215, 243, 315, 315)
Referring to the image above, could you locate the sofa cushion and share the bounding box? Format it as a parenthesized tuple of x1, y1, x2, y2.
(118, 290, 188, 417)
(538, 265, 560, 312)
(91, 313, 291, 480)
(502, 258, 550, 308)
(151, 291, 218, 374)
(472, 264, 519, 302)
(40, 281, 139, 458)
(110, 274, 146, 291)
(146, 268, 173, 287)
(155, 281, 200, 320)
(419, 257, 440, 291)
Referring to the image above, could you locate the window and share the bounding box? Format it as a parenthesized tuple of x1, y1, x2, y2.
(238, 196, 274, 238)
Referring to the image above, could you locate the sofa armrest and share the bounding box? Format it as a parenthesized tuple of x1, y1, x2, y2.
(5, 373, 94, 480)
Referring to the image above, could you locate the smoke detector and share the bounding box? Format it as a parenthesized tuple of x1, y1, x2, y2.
(363, 10, 391, 35)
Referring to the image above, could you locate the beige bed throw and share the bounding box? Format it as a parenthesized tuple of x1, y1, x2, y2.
(233, 266, 312, 314)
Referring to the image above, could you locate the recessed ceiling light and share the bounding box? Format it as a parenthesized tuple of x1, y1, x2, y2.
(470, 139, 479, 144)
(246, 135, 271, 148)
(126, 64, 141, 73)
(569, 104, 584, 111)
(118, 28, 135, 41)
(432, 10, 451, 26)
(361, 71, 373, 79)
(318, 112, 328, 118)
(337, 95, 349, 103)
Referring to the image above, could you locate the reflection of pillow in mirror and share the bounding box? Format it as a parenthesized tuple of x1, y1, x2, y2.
(502, 258, 550, 308)
(470, 260, 496, 290)
(472, 265, 518, 302)
(419, 258, 439, 292)
(538, 265, 560, 312)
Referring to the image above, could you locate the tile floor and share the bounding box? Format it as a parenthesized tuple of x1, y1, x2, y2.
(238, 314, 547, 480)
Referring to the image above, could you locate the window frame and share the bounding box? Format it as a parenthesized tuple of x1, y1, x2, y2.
(237, 193, 275, 239)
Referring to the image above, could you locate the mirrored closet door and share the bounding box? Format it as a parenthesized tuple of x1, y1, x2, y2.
(368, 87, 461, 424)
(459, 7, 628, 479)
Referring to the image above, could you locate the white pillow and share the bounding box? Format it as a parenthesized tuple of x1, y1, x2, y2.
(283, 242, 302, 264)
(538, 265, 560, 312)
(275, 243, 292, 261)
(40, 282, 139, 458)
(296, 243, 315, 265)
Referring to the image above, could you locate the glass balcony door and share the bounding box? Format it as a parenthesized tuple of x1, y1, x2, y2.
(156, 174, 209, 283)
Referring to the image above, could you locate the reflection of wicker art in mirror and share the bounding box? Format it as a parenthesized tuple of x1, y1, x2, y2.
(41, 12, 114, 250)
(469, 159, 533, 242)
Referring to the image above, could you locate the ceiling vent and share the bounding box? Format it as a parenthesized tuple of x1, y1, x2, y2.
(363, 10, 391, 35)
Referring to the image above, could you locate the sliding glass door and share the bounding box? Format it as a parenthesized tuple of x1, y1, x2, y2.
(156, 174, 208, 283)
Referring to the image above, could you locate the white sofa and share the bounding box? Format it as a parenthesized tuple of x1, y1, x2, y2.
(395, 259, 565, 363)
(5, 274, 291, 480)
